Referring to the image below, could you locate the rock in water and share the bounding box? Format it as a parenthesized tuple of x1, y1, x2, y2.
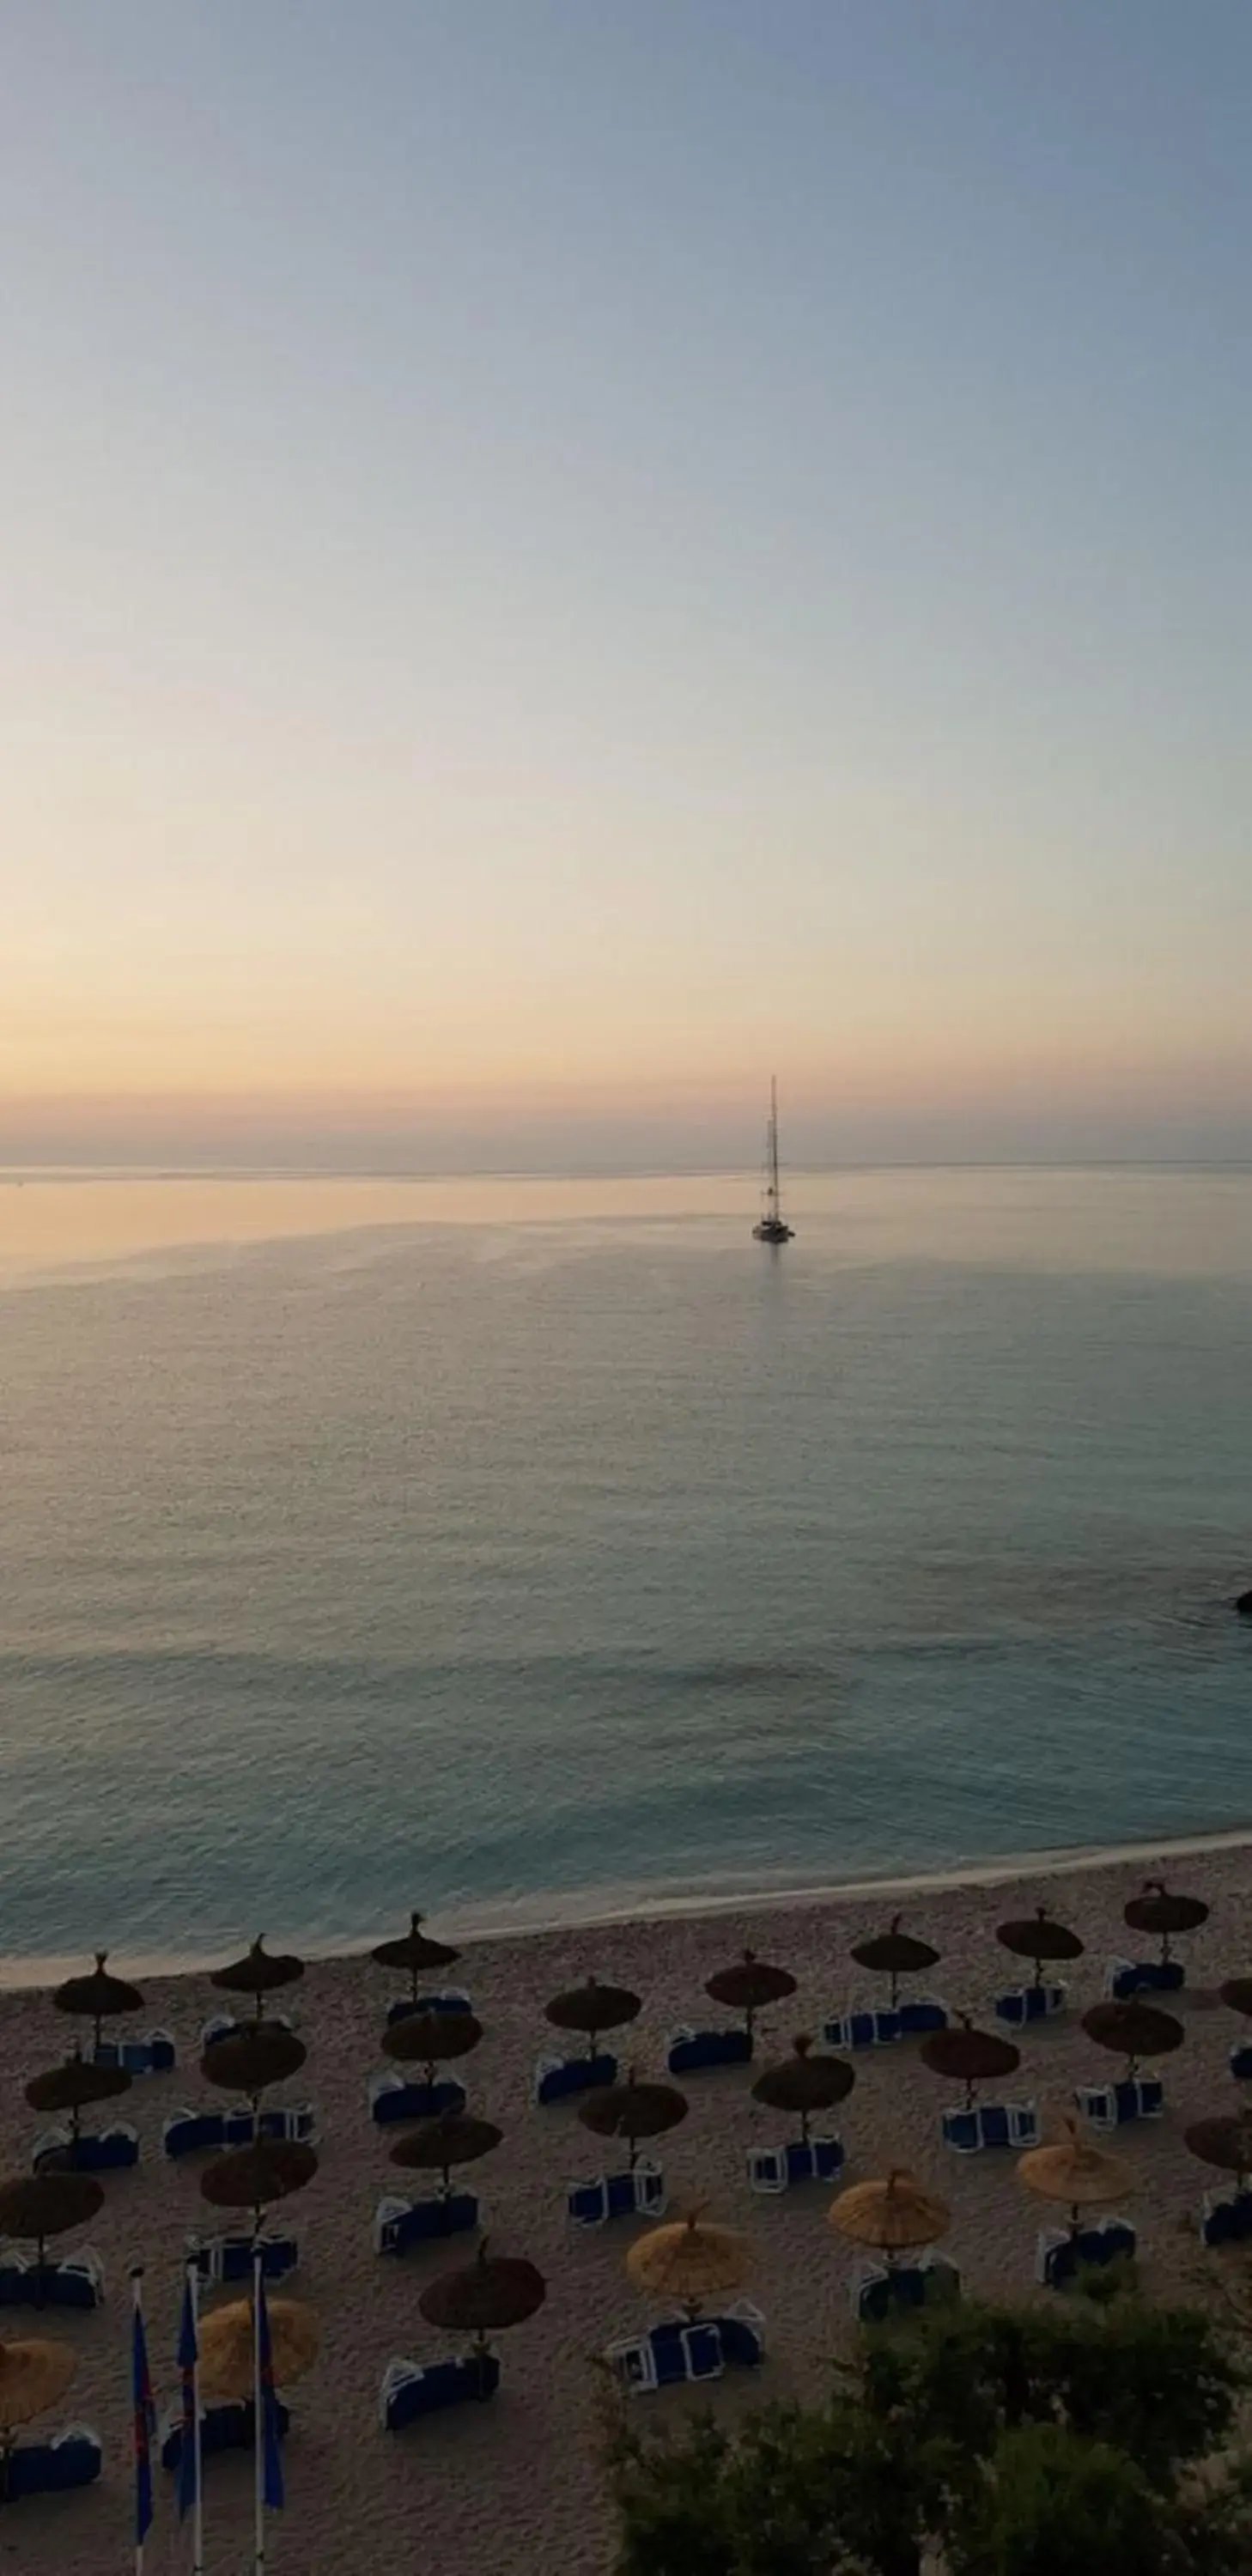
(1237, 1590, 1252, 1619)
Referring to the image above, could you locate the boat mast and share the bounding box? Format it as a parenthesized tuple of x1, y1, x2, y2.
(768, 1074, 781, 1222)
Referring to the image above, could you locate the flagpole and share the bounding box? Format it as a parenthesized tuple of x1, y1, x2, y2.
(186, 2256, 204, 2576)
(130, 2265, 153, 2576)
(253, 2240, 265, 2576)
(131, 2268, 143, 2576)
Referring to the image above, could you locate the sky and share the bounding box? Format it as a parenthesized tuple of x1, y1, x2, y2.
(2, 3, 1249, 1170)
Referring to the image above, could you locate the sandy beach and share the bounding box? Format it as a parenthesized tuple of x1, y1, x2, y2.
(4, 1839, 1252, 2576)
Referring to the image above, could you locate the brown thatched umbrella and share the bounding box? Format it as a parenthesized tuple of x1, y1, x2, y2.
(1184, 2113, 1252, 2185)
(389, 2114, 503, 2195)
(577, 2076, 689, 2171)
(198, 2295, 319, 2401)
(210, 1938, 304, 2026)
(201, 2023, 307, 2107)
(751, 2035, 856, 2142)
(1081, 1999, 1184, 2075)
(850, 1916, 939, 2008)
(380, 2010, 483, 2087)
(830, 2171, 950, 2257)
(0, 2172, 104, 2276)
(1220, 1978, 1252, 2020)
(920, 2015, 1021, 2109)
(371, 1911, 460, 2002)
(24, 2052, 131, 2142)
(543, 1978, 641, 2059)
(704, 1949, 797, 2039)
(627, 2212, 751, 2318)
(1123, 1880, 1209, 1965)
(996, 1906, 1085, 1987)
(52, 1953, 144, 2050)
(0, 2337, 77, 2491)
(1018, 2118, 1135, 2233)
(200, 2140, 318, 2237)
(419, 2240, 546, 2354)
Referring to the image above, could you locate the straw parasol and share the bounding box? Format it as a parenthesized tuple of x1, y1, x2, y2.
(627, 2212, 751, 2318)
(830, 2171, 950, 2257)
(389, 2114, 503, 2194)
(201, 2024, 307, 2105)
(25, 2053, 131, 2142)
(1018, 2118, 1135, 2233)
(380, 2009, 483, 2087)
(544, 1978, 641, 2058)
(210, 1938, 304, 2026)
(200, 2140, 318, 2235)
(920, 2015, 1021, 2109)
(1081, 1999, 1184, 2075)
(705, 1948, 797, 2039)
(52, 1953, 143, 2050)
(372, 1911, 460, 2001)
(1184, 2113, 1252, 2184)
(578, 2076, 689, 2170)
(850, 1916, 939, 2008)
(996, 1905, 1085, 1986)
(419, 2240, 546, 2351)
(0, 2172, 104, 2273)
(198, 2295, 319, 2402)
(751, 2035, 855, 2142)
(1220, 1978, 1252, 2020)
(1123, 1880, 1209, 1965)
(0, 2339, 76, 2458)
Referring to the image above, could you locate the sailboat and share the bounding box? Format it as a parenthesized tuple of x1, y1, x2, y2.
(752, 1078, 794, 1243)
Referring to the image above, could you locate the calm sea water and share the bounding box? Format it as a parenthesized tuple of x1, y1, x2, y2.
(2, 1166, 1250, 1969)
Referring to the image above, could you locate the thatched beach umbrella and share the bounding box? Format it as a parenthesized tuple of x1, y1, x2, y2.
(1081, 1999, 1184, 2076)
(1184, 2113, 1252, 2187)
(1018, 2119, 1135, 2233)
(381, 2009, 483, 2087)
(25, 2052, 131, 2142)
(419, 2241, 546, 2354)
(210, 1939, 304, 2026)
(578, 2076, 689, 2170)
(996, 1906, 1084, 1987)
(389, 2114, 504, 2195)
(627, 2212, 751, 2318)
(830, 2171, 950, 2257)
(200, 2140, 318, 2237)
(0, 2336, 77, 2492)
(201, 2024, 307, 2107)
(850, 1917, 939, 2008)
(52, 1953, 143, 2050)
(1123, 1880, 1209, 1965)
(372, 1911, 460, 2002)
(752, 2035, 855, 2142)
(920, 2016, 1021, 2110)
(705, 1949, 797, 2039)
(544, 1978, 641, 2059)
(0, 2172, 104, 2275)
(198, 2295, 319, 2402)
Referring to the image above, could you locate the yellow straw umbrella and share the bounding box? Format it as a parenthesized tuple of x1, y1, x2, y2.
(0, 2338, 76, 2497)
(627, 2211, 751, 2319)
(830, 2170, 950, 2263)
(198, 2296, 319, 2402)
(1018, 2119, 1135, 2235)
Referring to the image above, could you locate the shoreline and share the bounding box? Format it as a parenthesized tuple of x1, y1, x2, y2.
(7, 1817, 1252, 1990)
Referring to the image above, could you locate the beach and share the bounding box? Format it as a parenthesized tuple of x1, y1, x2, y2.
(4, 1838, 1252, 2575)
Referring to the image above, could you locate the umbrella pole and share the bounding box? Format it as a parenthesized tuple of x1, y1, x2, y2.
(253, 2242, 265, 2576)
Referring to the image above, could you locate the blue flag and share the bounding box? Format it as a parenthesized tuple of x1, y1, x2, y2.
(177, 2267, 199, 2522)
(257, 2268, 285, 2512)
(131, 2284, 155, 2545)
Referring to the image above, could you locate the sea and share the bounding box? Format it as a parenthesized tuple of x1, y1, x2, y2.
(2, 1164, 1250, 1975)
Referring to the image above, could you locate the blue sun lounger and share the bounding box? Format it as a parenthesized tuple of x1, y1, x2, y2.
(1105, 1958, 1185, 2000)
(853, 2251, 962, 2324)
(747, 2136, 844, 2193)
(374, 2191, 481, 2254)
(200, 2012, 296, 2051)
(370, 2071, 467, 2124)
(89, 2029, 175, 2075)
(994, 1982, 1067, 2027)
(568, 2160, 666, 2227)
(1, 2426, 102, 2501)
(33, 2123, 140, 2173)
(1202, 2187, 1252, 2248)
(533, 2051, 618, 2105)
(0, 2251, 104, 2311)
(386, 1989, 473, 2026)
(606, 2300, 765, 2394)
(824, 2008, 903, 2050)
(380, 2353, 501, 2428)
(161, 2397, 291, 2471)
(164, 2103, 315, 2158)
(666, 2027, 753, 2075)
(1073, 2077, 1164, 2129)
(188, 2233, 298, 2284)
(1231, 2043, 1252, 2082)
(1036, 2217, 1136, 2288)
(942, 2101, 1038, 2154)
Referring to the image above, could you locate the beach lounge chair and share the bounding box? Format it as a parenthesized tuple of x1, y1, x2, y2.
(994, 1981, 1067, 2027)
(374, 2191, 481, 2254)
(1231, 2043, 1252, 2082)
(32, 2121, 140, 2174)
(88, 2028, 175, 2075)
(665, 2026, 753, 2075)
(380, 2353, 501, 2430)
(370, 2070, 467, 2124)
(0, 2250, 105, 2311)
(1201, 2186, 1252, 2249)
(164, 2108, 226, 2158)
(853, 2250, 962, 2324)
(201, 2011, 296, 2052)
(567, 2160, 666, 2227)
(1073, 2077, 1164, 2129)
(1105, 1958, 1185, 2000)
(897, 1997, 951, 2035)
(746, 2135, 844, 2193)
(386, 1988, 473, 2026)
(607, 2319, 725, 2393)
(532, 2050, 618, 2105)
(189, 2233, 298, 2284)
(161, 2397, 291, 2471)
(823, 2008, 903, 2050)
(708, 2300, 767, 2366)
(941, 2100, 1038, 2154)
(1036, 2216, 1137, 2288)
(2, 2425, 102, 2501)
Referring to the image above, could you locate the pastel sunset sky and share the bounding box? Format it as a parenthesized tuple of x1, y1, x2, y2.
(3, 3, 1249, 1168)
